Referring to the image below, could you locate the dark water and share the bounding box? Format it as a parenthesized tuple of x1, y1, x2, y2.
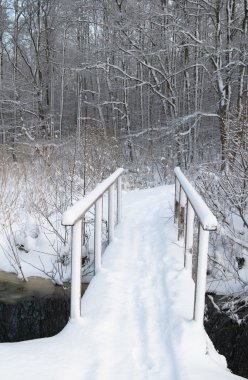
(0, 271, 87, 342)
(205, 293, 248, 379)
(0, 271, 71, 303)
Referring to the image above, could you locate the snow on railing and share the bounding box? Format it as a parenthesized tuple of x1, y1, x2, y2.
(62, 168, 124, 320)
(174, 167, 218, 325)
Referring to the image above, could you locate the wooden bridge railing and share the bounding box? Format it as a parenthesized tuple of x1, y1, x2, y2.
(62, 168, 124, 320)
(174, 167, 218, 324)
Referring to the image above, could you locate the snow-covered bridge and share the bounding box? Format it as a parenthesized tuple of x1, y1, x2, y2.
(0, 169, 244, 380)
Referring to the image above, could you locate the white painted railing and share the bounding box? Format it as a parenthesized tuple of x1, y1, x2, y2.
(174, 167, 218, 324)
(62, 168, 124, 320)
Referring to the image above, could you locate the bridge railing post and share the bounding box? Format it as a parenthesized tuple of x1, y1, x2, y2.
(174, 177, 180, 222)
(184, 201, 194, 273)
(174, 167, 217, 327)
(62, 168, 124, 320)
(178, 187, 187, 240)
(193, 225, 210, 323)
(117, 176, 122, 224)
(70, 219, 83, 320)
(108, 183, 115, 243)
(94, 197, 103, 274)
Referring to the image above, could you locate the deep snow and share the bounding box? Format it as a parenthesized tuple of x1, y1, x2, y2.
(0, 185, 244, 380)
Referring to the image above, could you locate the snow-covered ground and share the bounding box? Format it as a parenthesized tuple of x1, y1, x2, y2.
(0, 185, 244, 380)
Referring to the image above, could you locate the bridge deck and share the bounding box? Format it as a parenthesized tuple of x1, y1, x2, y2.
(0, 185, 243, 380)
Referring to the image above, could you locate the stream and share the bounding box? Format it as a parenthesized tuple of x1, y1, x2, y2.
(0, 271, 87, 342)
(205, 293, 248, 379)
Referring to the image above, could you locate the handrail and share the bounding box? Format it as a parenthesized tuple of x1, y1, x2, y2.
(174, 167, 217, 231)
(62, 168, 124, 320)
(174, 167, 218, 325)
(62, 168, 124, 226)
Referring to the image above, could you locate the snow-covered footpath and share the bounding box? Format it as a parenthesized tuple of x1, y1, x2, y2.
(0, 185, 244, 380)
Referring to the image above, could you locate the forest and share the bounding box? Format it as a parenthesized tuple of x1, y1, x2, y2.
(0, 0, 247, 166)
(0, 0, 248, 299)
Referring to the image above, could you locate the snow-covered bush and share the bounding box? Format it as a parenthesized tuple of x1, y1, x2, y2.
(0, 128, 122, 283)
(194, 154, 248, 296)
